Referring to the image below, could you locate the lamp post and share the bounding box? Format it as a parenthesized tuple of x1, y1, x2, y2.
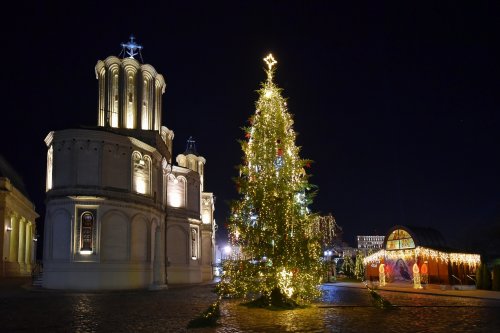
(218, 245, 231, 276)
(223, 245, 231, 260)
(324, 250, 333, 282)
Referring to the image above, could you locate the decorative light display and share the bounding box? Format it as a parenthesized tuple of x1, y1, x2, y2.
(219, 54, 323, 303)
(379, 264, 386, 286)
(413, 263, 422, 289)
(363, 246, 481, 267)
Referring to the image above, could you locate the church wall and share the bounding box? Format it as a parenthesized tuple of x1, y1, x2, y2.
(101, 143, 130, 190)
(166, 217, 203, 284)
(187, 178, 201, 214)
(131, 215, 149, 262)
(50, 209, 71, 260)
(167, 224, 188, 265)
(53, 141, 73, 187)
(76, 141, 100, 186)
(101, 211, 129, 261)
(43, 190, 165, 290)
(201, 229, 213, 281)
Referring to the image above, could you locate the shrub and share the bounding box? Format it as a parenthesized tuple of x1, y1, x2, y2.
(476, 263, 483, 289)
(481, 263, 491, 290)
(492, 265, 500, 291)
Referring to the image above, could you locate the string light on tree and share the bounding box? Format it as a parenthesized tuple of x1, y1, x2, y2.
(219, 53, 323, 305)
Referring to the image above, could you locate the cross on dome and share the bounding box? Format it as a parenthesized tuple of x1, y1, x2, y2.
(120, 35, 143, 61)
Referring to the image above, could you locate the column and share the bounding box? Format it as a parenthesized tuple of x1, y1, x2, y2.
(18, 218, 26, 264)
(25, 223, 32, 265)
(9, 215, 18, 262)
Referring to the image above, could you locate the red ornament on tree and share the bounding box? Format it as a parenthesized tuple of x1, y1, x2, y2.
(277, 148, 283, 156)
(305, 162, 311, 168)
(245, 133, 251, 139)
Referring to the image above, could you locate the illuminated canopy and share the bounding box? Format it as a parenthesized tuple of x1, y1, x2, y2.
(364, 225, 480, 267)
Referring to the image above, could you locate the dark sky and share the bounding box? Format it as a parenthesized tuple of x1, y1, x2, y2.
(2, 1, 499, 249)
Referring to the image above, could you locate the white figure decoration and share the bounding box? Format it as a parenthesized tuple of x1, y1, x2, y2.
(413, 263, 423, 289)
(379, 263, 386, 287)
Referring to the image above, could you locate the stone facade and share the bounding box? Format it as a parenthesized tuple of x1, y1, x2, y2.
(42, 50, 215, 290)
(0, 158, 39, 277)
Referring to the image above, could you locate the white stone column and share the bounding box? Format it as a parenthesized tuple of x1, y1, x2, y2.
(9, 215, 18, 262)
(17, 218, 26, 265)
(25, 223, 32, 265)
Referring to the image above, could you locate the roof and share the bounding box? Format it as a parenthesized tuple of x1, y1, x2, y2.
(385, 225, 449, 250)
(0, 155, 31, 199)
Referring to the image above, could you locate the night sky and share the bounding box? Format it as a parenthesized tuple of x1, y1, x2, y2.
(2, 1, 499, 251)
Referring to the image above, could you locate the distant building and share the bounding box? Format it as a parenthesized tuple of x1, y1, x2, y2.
(42, 38, 215, 290)
(357, 235, 384, 252)
(0, 155, 39, 277)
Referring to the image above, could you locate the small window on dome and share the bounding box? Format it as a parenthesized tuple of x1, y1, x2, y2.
(386, 229, 415, 250)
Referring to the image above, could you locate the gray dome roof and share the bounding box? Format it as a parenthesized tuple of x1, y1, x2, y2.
(385, 225, 448, 250)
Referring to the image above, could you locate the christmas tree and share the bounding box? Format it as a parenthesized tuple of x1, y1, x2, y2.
(220, 54, 323, 305)
(354, 251, 365, 280)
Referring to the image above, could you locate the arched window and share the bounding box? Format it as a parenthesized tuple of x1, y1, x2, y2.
(167, 174, 186, 208)
(191, 228, 198, 259)
(386, 229, 415, 250)
(111, 70, 119, 127)
(141, 77, 152, 130)
(46, 146, 53, 191)
(132, 152, 151, 195)
(80, 211, 94, 254)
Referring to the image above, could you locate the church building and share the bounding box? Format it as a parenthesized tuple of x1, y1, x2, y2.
(1, 155, 39, 277)
(42, 37, 216, 290)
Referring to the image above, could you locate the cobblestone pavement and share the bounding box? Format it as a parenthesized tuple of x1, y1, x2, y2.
(0, 278, 218, 332)
(219, 285, 500, 332)
(0, 278, 499, 332)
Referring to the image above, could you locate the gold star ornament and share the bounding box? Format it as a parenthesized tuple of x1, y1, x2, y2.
(263, 53, 277, 71)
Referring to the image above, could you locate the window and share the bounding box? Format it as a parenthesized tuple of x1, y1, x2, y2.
(126, 75, 134, 128)
(132, 152, 151, 195)
(142, 79, 150, 130)
(386, 229, 415, 250)
(80, 211, 94, 254)
(191, 228, 198, 259)
(111, 71, 119, 127)
(46, 146, 53, 191)
(167, 175, 186, 208)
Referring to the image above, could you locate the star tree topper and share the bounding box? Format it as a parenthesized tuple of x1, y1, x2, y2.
(264, 53, 277, 81)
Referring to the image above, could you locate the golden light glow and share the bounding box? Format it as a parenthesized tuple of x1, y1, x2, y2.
(111, 112, 118, 127)
(220, 53, 322, 304)
(363, 246, 481, 266)
(379, 264, 386, 286)
(263, 53, 277, 70)
(126, 109, 134, 128)
(277, 268, 294, 298)
(202, 212, 211, 224)
(135, 178, 146, 194)
(169, 191, 183, 208)
(413, 263, 422, 289)
(80, 250, 92, 255)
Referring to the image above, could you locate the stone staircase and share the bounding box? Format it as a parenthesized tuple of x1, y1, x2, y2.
(32, 272, 43, 287)
(31, 261, 43, 287)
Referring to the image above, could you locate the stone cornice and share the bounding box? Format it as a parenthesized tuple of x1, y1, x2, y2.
(47, 187, 163, 212)
(47, 195, 165, 217)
